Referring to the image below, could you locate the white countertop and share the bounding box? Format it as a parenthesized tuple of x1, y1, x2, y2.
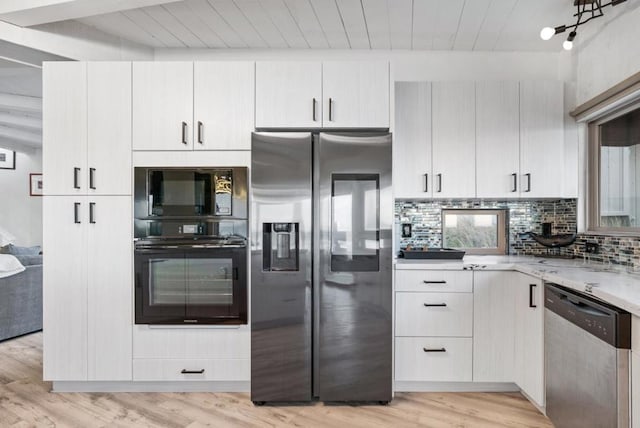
(396, 256, 640, 317)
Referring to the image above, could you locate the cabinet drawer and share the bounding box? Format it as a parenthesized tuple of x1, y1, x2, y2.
(396, 292, 473, 337)
(395, 270, 472, 292)
(133, 358, 249, 381)
(132, 326, 250, 359)
(395, 337, 472, 382)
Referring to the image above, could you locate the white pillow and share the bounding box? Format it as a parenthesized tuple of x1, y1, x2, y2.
(0, 254, 26, 279)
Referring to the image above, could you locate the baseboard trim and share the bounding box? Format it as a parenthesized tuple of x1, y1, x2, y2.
(51, 381, 250, 393)
(394, 381, 520, 393)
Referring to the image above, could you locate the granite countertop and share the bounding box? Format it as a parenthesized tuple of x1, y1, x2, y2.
(396, 255, 640, 316)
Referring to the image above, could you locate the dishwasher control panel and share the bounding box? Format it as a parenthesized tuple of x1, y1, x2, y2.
(545, 283, 631, 349)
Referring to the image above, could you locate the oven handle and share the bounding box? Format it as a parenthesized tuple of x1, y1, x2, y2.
(135, 244, 246, 250)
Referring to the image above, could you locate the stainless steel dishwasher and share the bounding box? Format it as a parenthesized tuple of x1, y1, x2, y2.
(545, 283, 631, 428)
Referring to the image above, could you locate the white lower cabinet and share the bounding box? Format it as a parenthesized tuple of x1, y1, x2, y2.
(396, 292, 473, 337)
(395, 337, 472, 382)
(133, 359, 249, 381)
(631, 316, 640, 427)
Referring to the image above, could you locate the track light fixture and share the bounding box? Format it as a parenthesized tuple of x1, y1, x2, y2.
(540, 0, 628, 50)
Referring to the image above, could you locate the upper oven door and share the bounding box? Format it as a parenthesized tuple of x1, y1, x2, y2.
(135, 246, 247, 324)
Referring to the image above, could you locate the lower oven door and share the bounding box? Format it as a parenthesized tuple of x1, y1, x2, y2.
(135, 246, 247, 324)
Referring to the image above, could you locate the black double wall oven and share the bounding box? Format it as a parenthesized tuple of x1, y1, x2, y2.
(134, 167, 248, 325)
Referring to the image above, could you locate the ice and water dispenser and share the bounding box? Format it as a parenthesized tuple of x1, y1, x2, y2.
(262, 223, 299, 271)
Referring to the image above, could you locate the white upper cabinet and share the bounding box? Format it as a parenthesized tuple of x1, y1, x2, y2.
(393, 82, 432, 199)
(432, 82, 476, 198)
(43, 62, 87, 196)
(255, 61, 322, 129)
(476, 81, 521, 198)
(87, 62, 132, 195)
(255, 61, 389, 129)
(133, 62, 194, 151)
(44, 62, 131, 196)
(322, 62, 389, 128)
(520, 80, 565, 198)
(193, 62, 254, 150)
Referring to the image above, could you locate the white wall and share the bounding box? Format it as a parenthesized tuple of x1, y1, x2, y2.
(575, 3, 640, 106)
(0, 148, 42, 246)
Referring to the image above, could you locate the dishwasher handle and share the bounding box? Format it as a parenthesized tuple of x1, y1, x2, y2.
(561, 295, 610, 317)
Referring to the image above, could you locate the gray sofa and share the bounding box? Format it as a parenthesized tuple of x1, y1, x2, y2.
(0, 250, 43, 342)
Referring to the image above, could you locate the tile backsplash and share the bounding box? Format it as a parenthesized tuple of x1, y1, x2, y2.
(395, 198, 640, 268)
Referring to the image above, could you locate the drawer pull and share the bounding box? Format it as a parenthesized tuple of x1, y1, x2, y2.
(424, 303, 447, 307)
(181, 369, 205, 374)
(423, 347, 447, 353)
(423, 280, 447, 284)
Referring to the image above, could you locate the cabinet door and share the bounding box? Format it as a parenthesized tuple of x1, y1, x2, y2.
(432, 82, 476, 198)
(194, 62, 254, 150)
(515, 274, 545, 407)
(133, 62, 193, 150)
(255, 61, 321, 128)
(322, 61, 389, 128)
(520, 81, 564, 198)
(633, 351, 640, 428)
(43, 196, 87, 380)
(393, 82, 432, 198)
(476, 81, 520, 198)
(87, 196, 132, 381)
(473, 271, 516, 382)
(43, 62, 87, 195)
(88, 62, 132, 195)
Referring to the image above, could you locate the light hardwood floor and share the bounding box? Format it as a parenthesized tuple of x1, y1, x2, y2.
(0, 333, 553, 427)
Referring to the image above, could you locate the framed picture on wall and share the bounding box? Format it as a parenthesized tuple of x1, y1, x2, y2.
(30, 173, 43, 196)
(0, 148, 16, 170)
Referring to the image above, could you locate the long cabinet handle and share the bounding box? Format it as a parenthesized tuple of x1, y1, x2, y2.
(89, 168, 96, 190)
(529, 283, 537, 308)
(423, 174, 428, 192)
(328, 97, 333, 121)
(74, 202, 81, 224)
(181, 369, 205, 374)
(73, 168, 81, 189)
(511, 173, 517, 193)
(89, 202, 96, 224)
(436, 174, 442, 193)
(423, 348, 447, 353)
(423, 280, 447, 284)
(181, 121, 188, 145)
(197, 121, 203, 144)
(424, 303, 447, 307)
(524, 173, 531, 192)
(312, 98, 317, 121)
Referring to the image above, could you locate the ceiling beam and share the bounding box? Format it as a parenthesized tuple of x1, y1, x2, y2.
(0, 0, 178, 27)
(0, 124, 41, 147)
(0, 39, 67, 68)
(0, 93, 41, 113)
(0, 112, 42, 131)
(0, 20, 153, 60)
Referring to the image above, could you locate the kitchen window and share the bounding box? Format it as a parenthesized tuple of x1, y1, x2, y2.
(588, 101, 640, 234)
(441, 209, 507, 255)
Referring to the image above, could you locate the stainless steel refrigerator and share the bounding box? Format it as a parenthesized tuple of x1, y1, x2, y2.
(250, 132, 392, 404)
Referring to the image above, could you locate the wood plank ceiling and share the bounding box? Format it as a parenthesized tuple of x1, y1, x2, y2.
(73, 0, 579, 51)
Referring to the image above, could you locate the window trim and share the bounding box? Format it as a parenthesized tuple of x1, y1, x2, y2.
(587, 101, 640, 235)
(441, 209, 508, 255)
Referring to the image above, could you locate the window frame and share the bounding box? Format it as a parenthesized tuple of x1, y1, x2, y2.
(441, 208, 508, 255)
(587, 101, 640, 235)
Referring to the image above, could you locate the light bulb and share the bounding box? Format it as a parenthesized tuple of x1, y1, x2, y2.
(563, 40, 573, 50)
(540, 27, 555, 41)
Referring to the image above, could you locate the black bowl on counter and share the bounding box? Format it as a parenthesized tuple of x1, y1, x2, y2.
(399, 248, 466, 260)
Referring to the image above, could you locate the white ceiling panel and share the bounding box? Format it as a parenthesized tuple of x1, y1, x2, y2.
(163, 1, 226, 47)
(284, 0, 329, 49)
(60, 0, 617, 52)
(207, 0, 268, 48)
(143, 5, 207, 47)
(259, 0, 309, 48)
(308, 0, 350, 49)
(387, 0, 412, 49)
(335, 0, 370, 49)
(184, 0, 247, 48)
(362, 0, 390, 49)
(233, 0, 288, 48)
